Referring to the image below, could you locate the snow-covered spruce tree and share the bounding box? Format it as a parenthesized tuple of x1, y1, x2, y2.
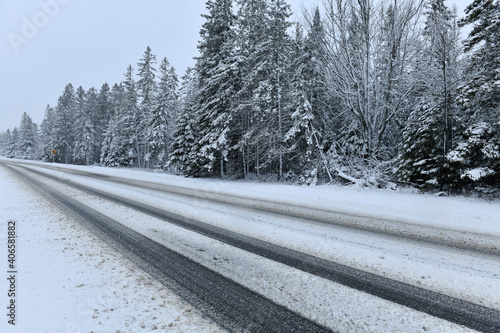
(39, 105, 56, 161)
(137, 46, 158, 169)
(447, 122, 500, 191)
(100, 84, 122, 165)
(101, 68, 140, 167)
(109, 83, 125, 120)
(15, 112, 38, 160)
(101, 82, 132, 167)
(399, 103, 458, 189)
(0, 129, 13, 157)
(52, 83, 76, 164)
(259, 0, 294, 180)
(284, 9, 338, 184)
(449, 0, 500, 191)
(232, 0, 268, 178)
(9, 128, 19, 158)
(74, 87, 97, 165)
(94, 83, 112, 163)
(285, 24, 331, 184)
(398, 0, 462, 190)
(192, 0, 236, 177)
(100, 114, 125, 167)
(170, 68, 200, 175)
(249, 0, 293, 180)
(232, 0, 294, 180)
(148, 57, 178, 170)
(0, 131, 4, 155)
(304, 7, 335, 145)
(85, 87, 99, 163)
(458, 0, 500, 124)
(123, 65, 142, 167)
(73, 86, 87, 163)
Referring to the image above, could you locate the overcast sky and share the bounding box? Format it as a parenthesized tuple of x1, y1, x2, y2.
(1, 0, 470, 132)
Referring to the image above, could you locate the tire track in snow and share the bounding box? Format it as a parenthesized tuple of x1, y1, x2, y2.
(4, 163, 333, 333)
(7, 162, 500, 333)
(14, 160, 500, 258)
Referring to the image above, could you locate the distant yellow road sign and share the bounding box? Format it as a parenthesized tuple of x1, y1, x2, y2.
(51, 149, 56, 155)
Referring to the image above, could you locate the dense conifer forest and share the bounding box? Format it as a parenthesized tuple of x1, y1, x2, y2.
(1, 0, 499, 195)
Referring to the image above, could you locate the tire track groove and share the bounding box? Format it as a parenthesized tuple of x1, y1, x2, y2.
(5, 163, 333, 333)
(15, 161, 500, 257)
(9, 163, 500, 332)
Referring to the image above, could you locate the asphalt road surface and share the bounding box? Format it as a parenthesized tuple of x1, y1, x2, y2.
(3, 160, 500, 332)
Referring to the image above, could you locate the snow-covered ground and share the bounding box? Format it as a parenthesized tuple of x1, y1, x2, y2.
(14, 158, 499, 236)
(0, 165, 225, 333)
(1, 158, 499, 332)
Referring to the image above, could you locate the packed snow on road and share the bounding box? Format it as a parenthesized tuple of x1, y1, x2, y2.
(1, 159, 499, 332)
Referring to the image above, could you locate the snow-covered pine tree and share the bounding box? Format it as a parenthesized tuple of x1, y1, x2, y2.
(170, 68, 200, 175)
(94, 83, 112, 163)
(101, 83, 131, 167)
(398, 0, 462, 190)
(0, 129, 12, 157)
(100, 68, 140, 168)
(137, 47, 158, 168)
(52, 83, 76, 163)
(9, 128, 19, 158)
(285, 26, 320, 184)
(234, 0, 294, 179)
(233, 0, 269, 178)
(123, 65, 142, 167)
(193, 0, 236, 177)
(148, 57, 178, 169)
(15, 112, 38, 160)
(74, 87, 97, 165)
(449, 0, 500, 190)
(261, 0, 294, 180)
(39, 105, 56, 161)
(304, 8, 333, 142)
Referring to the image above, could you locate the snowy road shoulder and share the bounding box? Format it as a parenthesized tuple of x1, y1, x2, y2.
(0, 166, 225, 333)
(15, 160, 500, 311)
(1, 159, 499, 332)
(7, 158, 499, 237)
(5, 161, 493, 332)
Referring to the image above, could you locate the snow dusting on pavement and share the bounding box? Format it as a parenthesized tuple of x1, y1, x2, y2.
(0, 165, 225, 333)
(1, 159, 499, 332)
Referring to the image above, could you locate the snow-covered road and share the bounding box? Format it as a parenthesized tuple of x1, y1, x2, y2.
(1, 158, 499, 332)
(0, 162, 225, 333)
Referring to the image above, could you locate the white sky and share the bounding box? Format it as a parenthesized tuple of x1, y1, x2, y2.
(0, 0, 470, 132)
